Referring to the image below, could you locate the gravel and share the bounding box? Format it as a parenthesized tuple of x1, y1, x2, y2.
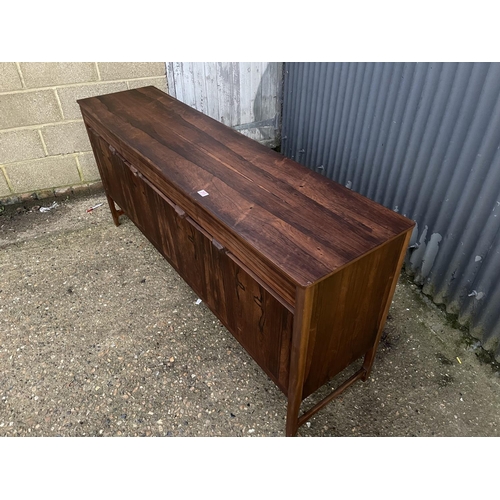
(1, 192, 500, 437)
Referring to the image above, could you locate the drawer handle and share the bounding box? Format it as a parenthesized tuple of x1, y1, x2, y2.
(124, 160, 140, 177)
(175, 205, 186, 218)
(186, 216, 212, 240)
(212, 238, 224, 251)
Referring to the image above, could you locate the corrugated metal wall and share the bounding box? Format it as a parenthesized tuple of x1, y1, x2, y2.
(282, 62, 500, 359)
(166, 62, 282, 148)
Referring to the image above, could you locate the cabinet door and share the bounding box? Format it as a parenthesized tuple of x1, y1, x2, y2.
(87, 129, 293, 393)
(87, 128, 180, 267)
(213, 248, 293, 393)
(86, 128, 130, 217)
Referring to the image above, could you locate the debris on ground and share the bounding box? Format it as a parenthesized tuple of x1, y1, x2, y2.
(86, 203, 104, 213)
(1, 192, 500, 437)
(39, 201, 58, 212)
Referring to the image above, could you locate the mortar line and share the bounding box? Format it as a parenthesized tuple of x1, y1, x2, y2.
(0, 119, 84, 134)
(38, 129, 49, 156)
(0, 165, 14, 192)
(74, 155, 85, 182)
(1, 152, 91, 168)
(95, 62, 102, 81)
(0, 76, 164, 96)
(14, 62, 27, 89)
(54, 89, 65, 120)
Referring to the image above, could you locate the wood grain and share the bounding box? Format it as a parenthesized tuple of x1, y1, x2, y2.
(78, 86, 413, 286)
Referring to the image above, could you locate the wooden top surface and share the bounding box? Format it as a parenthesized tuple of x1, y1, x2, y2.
(78, 86, 415, 287)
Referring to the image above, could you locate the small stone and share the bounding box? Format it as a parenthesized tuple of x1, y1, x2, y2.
(248, 428, 255, 434)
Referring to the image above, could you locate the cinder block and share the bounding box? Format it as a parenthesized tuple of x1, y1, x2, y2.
(0, 90, 62, 129)
(54, 186, 73, 197)
(0, 195, 20, 205)
(19, 62, 98, 88)
(78, 152, 101, 181)
(71, 183, 90, 196)
(20, 192, 35, 202)
(57, 82, 128, 120)
(0, 129, 45, 164)
(88, 180, 104, 194)
(0, 63, 23, 92)
(6, 156, 81, 193)
(127, 77, 168, 92)
(41, 121, 91, 155)
(0, 170, 11, 197)
(35, 188, 55, 199)
(98, 62, 166, 81)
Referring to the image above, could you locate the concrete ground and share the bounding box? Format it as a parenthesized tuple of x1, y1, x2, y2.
(1, 191, 500, 437)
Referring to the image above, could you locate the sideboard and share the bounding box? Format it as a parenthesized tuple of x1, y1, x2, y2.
(78, 86, 415, 436)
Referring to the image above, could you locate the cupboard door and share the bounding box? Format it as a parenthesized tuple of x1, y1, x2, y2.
(86, 128, 130, 216)
(219, 252, 293, 393)
(88, 129, 180, 267)
(116, 157, 179, 267)
(160, 206, 294, 393)
(87, 129, 293, 393)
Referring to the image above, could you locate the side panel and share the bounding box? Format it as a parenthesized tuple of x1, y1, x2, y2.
(302, 233, 408, 398)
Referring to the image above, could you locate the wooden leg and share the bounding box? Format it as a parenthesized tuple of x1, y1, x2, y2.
(286, 397, 301, 437)
(362, 230, 413, 381)
(105, 194, 123, 227)
(286, 286, 316, 437)
(297, 368, 365, 428)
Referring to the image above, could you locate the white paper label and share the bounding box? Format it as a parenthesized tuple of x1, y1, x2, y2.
(197, 190, 209, 197)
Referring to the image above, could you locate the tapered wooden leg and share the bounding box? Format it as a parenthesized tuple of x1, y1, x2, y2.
(286, 285, 316, 437)
(362, 231, 413, 381)
(105, 194, 123, 227)
(286, 399, 301, 437)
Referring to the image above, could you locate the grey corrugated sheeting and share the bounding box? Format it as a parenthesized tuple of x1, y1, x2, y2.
(282, 62, 500, 359)
(166, 62, 282, 148)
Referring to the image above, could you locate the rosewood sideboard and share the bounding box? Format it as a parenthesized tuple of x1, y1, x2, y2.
(78, 86, 415, 436)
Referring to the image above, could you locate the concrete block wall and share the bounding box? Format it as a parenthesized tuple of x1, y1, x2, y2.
(0, 62, 167, 204)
